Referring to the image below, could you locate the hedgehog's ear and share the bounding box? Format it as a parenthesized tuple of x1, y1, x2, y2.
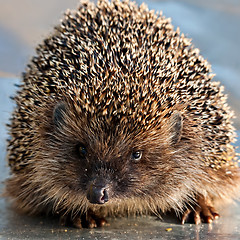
(53, 102, 67, 128)
(169, 111, 183, 144)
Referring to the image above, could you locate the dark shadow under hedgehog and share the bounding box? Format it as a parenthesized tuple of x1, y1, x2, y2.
(5, 0, 240, 228)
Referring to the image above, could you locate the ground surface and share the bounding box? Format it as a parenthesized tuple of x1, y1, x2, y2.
(0, 0, 240, 239)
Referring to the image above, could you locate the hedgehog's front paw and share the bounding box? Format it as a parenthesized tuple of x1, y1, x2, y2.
(60, 211, 109, 228)
(181, 196, 220, 224)
(79, 211, 109, 228)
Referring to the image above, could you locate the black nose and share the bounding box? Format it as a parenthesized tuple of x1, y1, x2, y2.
(87, 185, 109, 204)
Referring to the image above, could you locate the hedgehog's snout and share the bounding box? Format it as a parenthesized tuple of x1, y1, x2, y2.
(87, 182, 110, 205)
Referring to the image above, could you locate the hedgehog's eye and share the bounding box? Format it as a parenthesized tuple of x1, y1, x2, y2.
(78, 144, 87, 157)
(131, 151, 142, 162)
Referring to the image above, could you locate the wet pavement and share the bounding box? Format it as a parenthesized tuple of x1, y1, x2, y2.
(0, 0, 240, 239)
(1, 204, 240, 240)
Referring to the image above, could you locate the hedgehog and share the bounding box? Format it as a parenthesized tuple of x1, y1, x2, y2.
(5, 0, 240, 228)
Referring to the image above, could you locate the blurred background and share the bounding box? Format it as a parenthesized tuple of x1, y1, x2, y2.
(0, 0, 240, 239)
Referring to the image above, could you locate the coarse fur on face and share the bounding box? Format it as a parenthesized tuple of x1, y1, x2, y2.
(6, 97, 205, 217)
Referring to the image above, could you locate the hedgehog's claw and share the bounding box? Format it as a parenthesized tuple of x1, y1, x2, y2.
(181, 196, 220, 224)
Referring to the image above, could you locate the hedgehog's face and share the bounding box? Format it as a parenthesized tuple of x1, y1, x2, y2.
(41, 101, 194, 208)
